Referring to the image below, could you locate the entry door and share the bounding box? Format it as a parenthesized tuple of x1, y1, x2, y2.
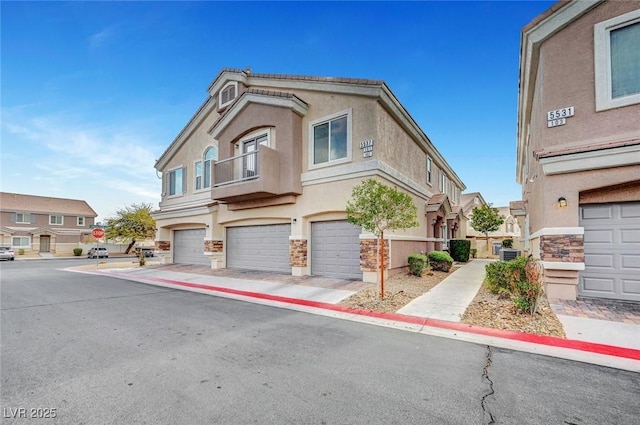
(243, 140, 257, 178)
(39, 235, 50, 252)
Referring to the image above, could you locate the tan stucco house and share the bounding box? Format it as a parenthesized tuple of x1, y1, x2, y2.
(0, 192, 97, 255)
(516, 0, 640, 301)
(152, 68, 466, 281)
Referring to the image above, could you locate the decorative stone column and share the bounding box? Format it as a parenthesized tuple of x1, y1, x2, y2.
(205, 238, 224, 269)
(289, 238, 308, 276)
(155, 240, 171, 264)
(540, 233, 584, 300)
(360, 238, 389, 283)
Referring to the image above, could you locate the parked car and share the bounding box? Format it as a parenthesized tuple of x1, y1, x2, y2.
(0, 247, 15, 261)
(88, 247, 109, 259)
(137, 248, 155, 257)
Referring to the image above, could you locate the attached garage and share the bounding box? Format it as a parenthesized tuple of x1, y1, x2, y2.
(173, 229, 210, 266)
(311, 220, 361, 280)
(226, 224, 291, 273)
(579, 202, 640, 301)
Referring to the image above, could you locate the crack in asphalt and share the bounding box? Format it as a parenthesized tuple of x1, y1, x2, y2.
(481, 345, 495, 424)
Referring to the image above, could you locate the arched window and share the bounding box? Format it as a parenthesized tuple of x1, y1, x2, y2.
(203, 147, 217, 188)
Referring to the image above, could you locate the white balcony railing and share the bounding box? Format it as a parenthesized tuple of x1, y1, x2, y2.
(213, 150, 260, 187)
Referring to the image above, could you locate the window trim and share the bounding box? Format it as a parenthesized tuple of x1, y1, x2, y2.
(203, 146, 218, 189)
(308, 109, 352, 171)
(167, 166, 186, 197)
(426, 156, 432, 185)
(49, 215, 64, 226)
(194, 160, 203, 191)
(219, 82, 238, 109)
(594, 9, 640, 111)
(77, 217, 85, 227)
(15, 212, 31, 224)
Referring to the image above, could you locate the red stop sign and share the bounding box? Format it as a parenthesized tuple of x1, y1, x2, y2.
(92, 228, 105, 239)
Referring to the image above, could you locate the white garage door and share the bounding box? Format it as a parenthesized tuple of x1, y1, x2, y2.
(227, 224, 291, 273)
(174, 229, 210, 266)
(579, 202, 640, 301)
(311, 220, 361, 280)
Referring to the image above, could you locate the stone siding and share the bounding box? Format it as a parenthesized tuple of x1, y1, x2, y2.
(205, 240, 224, 253)
(360, 239, 389, 271)
(540, 234, 584, 263)
(289, 239, 307, 267)
(156, 240, 171, 251)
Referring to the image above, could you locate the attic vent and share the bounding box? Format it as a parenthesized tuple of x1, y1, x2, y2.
(219, 82, 238, 108)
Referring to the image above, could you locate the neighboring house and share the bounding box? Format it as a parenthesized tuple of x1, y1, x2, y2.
(461, 193, 522, 257)
(152, 68, 466, 282)
(517, 0, 640, 301)
(0, 192, 97, 255)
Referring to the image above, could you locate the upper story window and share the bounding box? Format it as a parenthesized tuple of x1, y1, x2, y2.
(309, 109, 351, 168)
(426, 156, 432, 184)
(49, 215, 63, 225)
(195, 146, 218, 191)
(168, 167, 185, 196)
(219, 82, 238, 108)
(439, 171, 447, 192)
(594, 9, 640, 111)
(77, 217, 85, 226)
(15, 212, 31, 224)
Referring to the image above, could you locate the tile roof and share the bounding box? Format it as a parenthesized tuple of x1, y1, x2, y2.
(0, 192, 98, 216)
(534, 138, 640, 159)
(522, 1, 571, 33)
(217, 68, 384, 87)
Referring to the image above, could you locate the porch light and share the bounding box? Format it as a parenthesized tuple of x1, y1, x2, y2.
(557, 197, 568, 208)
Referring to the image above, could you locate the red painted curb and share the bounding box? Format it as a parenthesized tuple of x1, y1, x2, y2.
(104, 271, 640, 361)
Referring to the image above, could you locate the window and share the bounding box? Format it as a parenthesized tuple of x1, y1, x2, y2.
(195, 161, 203, 191)
(219, 82, 238, 108)
(168, 167, 185, 196)
(426, 157, 432, 184)
(49, 215, 63, 225)
(439, 171, 447, 192)
(203, 147, 217, 188)
(310, 109, 351, 168)
(594, 9, 640, 111)
(77, 217, 85, 226)
(12, 236, 30, 247)
(15, 212, 31, 223)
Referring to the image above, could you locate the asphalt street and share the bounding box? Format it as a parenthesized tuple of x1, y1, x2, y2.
(1, 260, 639, 424)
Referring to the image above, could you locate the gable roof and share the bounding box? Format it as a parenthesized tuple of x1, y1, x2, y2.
(155, 68, 466, 191)
(459, 192, 488, 215)
(0, 192, 98, 217)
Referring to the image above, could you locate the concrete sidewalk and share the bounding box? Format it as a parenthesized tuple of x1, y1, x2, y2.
(397, 259, 490, 321)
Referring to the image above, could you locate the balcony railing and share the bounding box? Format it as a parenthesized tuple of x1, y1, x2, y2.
(214, 150, 260, 187)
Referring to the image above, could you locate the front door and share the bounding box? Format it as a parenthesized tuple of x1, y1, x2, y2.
(39, 235, 50, 252)
(242, 140, 257, 178)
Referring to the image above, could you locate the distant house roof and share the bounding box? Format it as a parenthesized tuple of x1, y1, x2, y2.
(459, 192, 488, 215)
(0, 192, 98, 217)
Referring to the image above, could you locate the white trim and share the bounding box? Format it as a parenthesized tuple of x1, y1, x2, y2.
(167, 165, 185, 198)
(594, 9, 640, 111)
(539, 143, 640, 175)
(218, 81, 238, 109)
(49, 215, 64, 226)
(289, 236, 307, 241)
(12, 235, 31, 248)
(301, 159, 433, 200)
(307, 109, 353, 170)
(542, 261, 585, 271)
(530, 227, 584, 239)
(77, 217, 85, 227)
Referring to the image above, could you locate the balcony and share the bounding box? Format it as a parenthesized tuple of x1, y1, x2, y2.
(212, 146, 283, 202)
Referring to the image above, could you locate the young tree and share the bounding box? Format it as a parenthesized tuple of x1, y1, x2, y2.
(105, 203, 156, 253)
(346, 179, 419, 299)
(470, 204, 505, 253)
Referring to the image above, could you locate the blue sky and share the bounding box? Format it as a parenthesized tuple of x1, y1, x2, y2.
(1, 0, 555, 222)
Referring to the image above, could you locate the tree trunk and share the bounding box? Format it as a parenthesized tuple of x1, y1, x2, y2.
(125, 239, 136, 254)
(380, 231, 385, 299)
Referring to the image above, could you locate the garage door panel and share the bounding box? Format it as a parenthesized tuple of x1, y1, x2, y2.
(580, 202, 640, 301)
(174, 229, 210, 266)
(311, 221, 361, 279)
(227, 224, 290, 273)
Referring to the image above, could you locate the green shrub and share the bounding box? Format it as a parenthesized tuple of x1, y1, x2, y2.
(484, 261, 510, 295)
(408, 253, 429, 276)
(449, 239, 471, 262)
(501, 239, 514, 248)
(427, 251, 453, 272)
(18, 248, 25, 255)
(73, 248, 83, 256)
(470, 248, 477, 258)
(139, 251, 146, 266)
(484, 256, 544, 314)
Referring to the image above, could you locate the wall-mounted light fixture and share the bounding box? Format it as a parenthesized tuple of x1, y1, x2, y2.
(528, 174, 537, 183)
(291, 218, 297, 223)
(557, 197, 567, 208)
(205, 224, 210, 228)
(432, 218, 438, 225)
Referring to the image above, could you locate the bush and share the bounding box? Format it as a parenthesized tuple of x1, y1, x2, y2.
(139, 251, 146, 266)
(484, 256, 544, 314)
(73, 248, 83, 256)
(408, 253, 429, 276)
(427, 250, 453, 272)
(470, 248, 477, 258)
(502, 239, 514, 248)
(449, 239, 471, 262)
(18, 248, 25, 255)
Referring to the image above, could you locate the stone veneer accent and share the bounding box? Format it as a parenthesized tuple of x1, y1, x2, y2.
(540, 234, 584, 263)
(360, 239, 389, 272)
(289, 239, 307, 267)
(205, 240, 224, 253)
(156, 240, 170, 251)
